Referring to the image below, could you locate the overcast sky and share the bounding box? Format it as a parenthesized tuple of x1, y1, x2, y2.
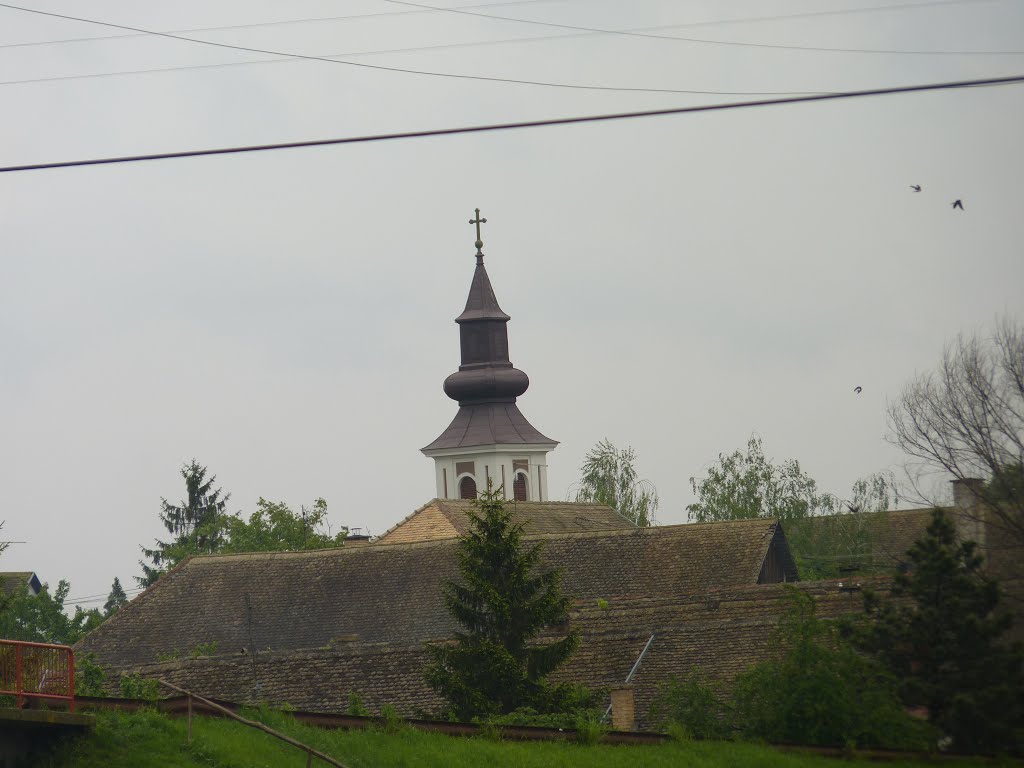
(2, 0, 1022, 610)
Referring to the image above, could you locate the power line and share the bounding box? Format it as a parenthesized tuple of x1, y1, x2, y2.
(0, 3, 822, 96)
(380, 0, 1024, 55)
(66, 586, 146, 604)
(0, 0, 562, 50)
(0, 0, 1003, 53)
(0, 3, 1016, 93)
(2, 74, 1021, 175)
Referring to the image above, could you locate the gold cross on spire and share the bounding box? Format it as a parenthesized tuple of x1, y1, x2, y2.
(469, 208, 487, 261)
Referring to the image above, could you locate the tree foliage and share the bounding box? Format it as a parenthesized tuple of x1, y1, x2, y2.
(888, 316, 1024, 545)
(687, 436, 838, 524)
(648, 670, 731, 740)
(732, 589, 932, 749)
(219, 497, 346, 554)
(104, 577, 128, 617)
(575, 439, 659, 526)
(687, 436, 897, 577)
(858, 508, 1024, 753)
(0, 580, 103, 645)
(138, 460, 230, 587)
(425, 485, 580, 720)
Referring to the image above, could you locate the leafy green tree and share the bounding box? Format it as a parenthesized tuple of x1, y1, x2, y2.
(732, 589, 932, 749)
(575, 439, 659, 526)
(425, 485, 580, 720)
(0, 580, 103, 645)
(688, 436, 839, 524)
(859, 509, 1024, 753)
(103, 577, 128, 617)
(687, 437, 897, 577)
(138, 460, 229, 586)
(219, 498, 346, 553)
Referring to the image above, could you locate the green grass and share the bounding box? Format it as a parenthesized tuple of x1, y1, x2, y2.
(34, 708, 1016, 768)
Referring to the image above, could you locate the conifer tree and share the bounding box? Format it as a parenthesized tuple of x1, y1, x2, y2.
(104, 577, 128, 616)
(425, 484, 580, 720)
(138, 460, 229, 586)
(860, 509, 1024, 753)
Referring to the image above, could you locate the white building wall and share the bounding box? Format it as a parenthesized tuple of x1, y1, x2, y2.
(425, 445, 554, 501)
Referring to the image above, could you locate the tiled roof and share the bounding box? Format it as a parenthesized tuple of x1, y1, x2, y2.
(421, 403, 556, 451)
(0, 571, 40, 595)
(78, 519, 784, 672)
(376, 499, 637, 544)
(800, 507, 936, 572)
(99, 580, 874, 729)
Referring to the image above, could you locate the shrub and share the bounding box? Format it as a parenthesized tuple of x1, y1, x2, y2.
(189, 641, 218, 658)
(346, 690, 371, 717)
(379, 703, 404, 734)
(731, 589, 934, 750)
(574, 711, 608, 745)
(76, 653, 106, 697)
(649, 670, 730, 740)
(119, 674, 160, 703)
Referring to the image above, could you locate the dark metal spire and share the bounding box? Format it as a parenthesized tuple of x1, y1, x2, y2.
(422, 211, 556, 451)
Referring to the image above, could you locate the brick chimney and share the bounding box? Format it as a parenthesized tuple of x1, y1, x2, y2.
(951, 477, 987, 551)
(609, 686, 636, 732)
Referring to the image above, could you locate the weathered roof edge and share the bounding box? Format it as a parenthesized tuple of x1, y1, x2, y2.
(374, 498, 444, 542)
(182, 516, 783, 564)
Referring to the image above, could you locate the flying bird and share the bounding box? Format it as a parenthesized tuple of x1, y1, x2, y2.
(910, 185, 921, 192)
(854, 386, 863, 394)
(952, 199, 964, 210)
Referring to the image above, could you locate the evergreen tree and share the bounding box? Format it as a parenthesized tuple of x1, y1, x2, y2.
(425, 484, 580, 720)
(860, 509, 1024, 753)
(103, 577, 128, 616)
(138, 460, 229, 586)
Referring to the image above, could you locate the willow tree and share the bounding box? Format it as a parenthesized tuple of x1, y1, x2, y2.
(575, 439, 659, 526)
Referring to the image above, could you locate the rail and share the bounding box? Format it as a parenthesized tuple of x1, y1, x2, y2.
(157, 680, 348, 768)
(0, 639, 75, 712)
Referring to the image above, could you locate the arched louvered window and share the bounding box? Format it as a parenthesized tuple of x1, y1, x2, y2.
(459, 476, 478, 500)
(513, 473, 528, 502)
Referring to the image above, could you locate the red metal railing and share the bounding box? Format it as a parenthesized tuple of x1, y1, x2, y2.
(0, 639, 75, 712)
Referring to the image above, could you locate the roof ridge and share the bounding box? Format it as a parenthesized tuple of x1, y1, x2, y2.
(170, 517, 782, 564)
(437, 499, 617, 509)
(375, 498, 444, 541)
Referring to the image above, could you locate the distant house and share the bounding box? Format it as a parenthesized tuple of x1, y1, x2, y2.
(0, 572, 41, 597)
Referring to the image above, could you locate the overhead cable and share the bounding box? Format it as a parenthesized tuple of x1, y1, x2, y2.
(0, 0, 562, 50)
(2, 74, 1021, 175)
(0, 0, 1005, 53)
(0, 3, 822, 96)
(380, 0, 1024, 55)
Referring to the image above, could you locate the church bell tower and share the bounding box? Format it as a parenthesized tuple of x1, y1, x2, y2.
(421, 210, 557, 501)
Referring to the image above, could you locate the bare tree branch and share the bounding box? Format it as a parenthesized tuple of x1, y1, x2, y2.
(887, 316, 1024, 545)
